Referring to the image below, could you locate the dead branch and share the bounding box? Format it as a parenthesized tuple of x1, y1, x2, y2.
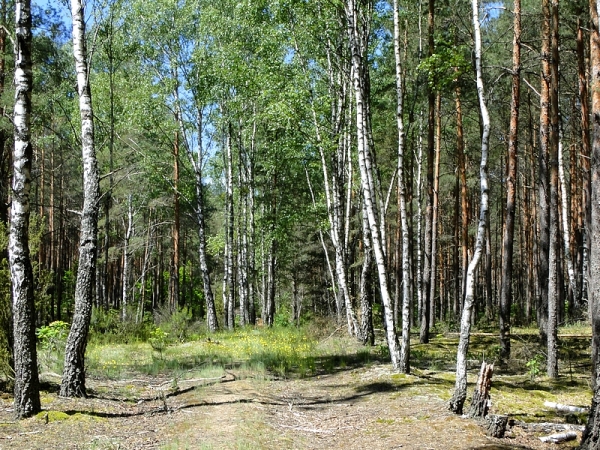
(539, 431, 578, 443)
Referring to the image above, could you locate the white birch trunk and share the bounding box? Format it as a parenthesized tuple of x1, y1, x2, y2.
(346, 0, 400, 369)
(393, 0, 411, 373)
(223, 124, 235, 329)
(121, 194, 134, 321)
(558, 129, 578, 306)
(10, 0, 41, 417)
(61, 0, 101, 398)
(449, 0, 490, 413)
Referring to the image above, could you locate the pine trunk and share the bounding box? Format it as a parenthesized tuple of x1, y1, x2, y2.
(537, 0, 552, 345)
(546, 0, 560, 379)
(580, 0, 600, 442)
(499, 0, 521, 361)
(421, 0, 435, 344)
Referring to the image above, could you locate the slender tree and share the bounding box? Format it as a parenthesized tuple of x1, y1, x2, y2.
(449, 0, 490, 414)
(393, 0, 411, 373)
(537, 0, 551, 345)
(546, 0, 560, 379)
(420, 0, 435, 344)
(499, 0, 521, 361)
(61, 0, 101, 397)
(346, 0, 401, 369)
(579, 0, 600, 443)
(10, 0, 41, 418)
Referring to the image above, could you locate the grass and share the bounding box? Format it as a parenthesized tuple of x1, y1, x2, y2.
(34, 318, 594, 427)
(85, 324, 325, 380)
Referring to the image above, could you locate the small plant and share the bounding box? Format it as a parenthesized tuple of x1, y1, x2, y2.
(378, 344, 390, 360)
(526, 354, 544, 381)
(149, 327, 170, 358)
(36, 320, 69, 372)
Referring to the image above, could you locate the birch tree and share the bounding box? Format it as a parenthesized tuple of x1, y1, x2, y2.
(346, 0, 401, 369)
(61, 0, 101, 397)
(393, 0, 411, 373)
(10, 0, 41, 418)
(449, 0, 490, 414)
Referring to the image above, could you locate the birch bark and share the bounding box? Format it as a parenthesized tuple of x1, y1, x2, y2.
(191, 110, 218, 331)
(346, 0, 400, 369)
(10, 0, 41, 417)
(121, 194, 134, 321)
(61, 0, 101, 397)
(449, 0, 490, 414)
(393, 0, 411, 373)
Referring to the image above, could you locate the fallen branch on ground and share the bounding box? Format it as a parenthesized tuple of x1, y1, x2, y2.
(513, 421, 584, 432)
(543, 401, 588, 414)
(539, 431, 578, 443)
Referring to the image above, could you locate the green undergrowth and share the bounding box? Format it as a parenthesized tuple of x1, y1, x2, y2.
(80, 321, 594, 426)
(87, 324, 331, 380)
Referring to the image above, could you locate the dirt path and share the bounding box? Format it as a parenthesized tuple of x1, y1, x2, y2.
(0, 365, 582, 449)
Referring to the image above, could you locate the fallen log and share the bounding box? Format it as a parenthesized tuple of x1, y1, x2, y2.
(513, 421, 584, 433)
(539, 431, 578, 443)
(543, 401, 588, 414)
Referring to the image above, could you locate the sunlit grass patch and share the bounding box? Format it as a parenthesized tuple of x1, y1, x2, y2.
(87, 325, 322, 379)
(491, 374, 591, 422)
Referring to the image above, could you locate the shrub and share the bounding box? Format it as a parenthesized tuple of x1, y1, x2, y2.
(36, 321, 69, 373)
(154, 305, 194, 342)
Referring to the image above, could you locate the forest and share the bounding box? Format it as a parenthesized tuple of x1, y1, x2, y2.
(3, 0, 600, 447)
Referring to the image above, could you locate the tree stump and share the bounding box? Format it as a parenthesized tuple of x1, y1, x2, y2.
(468, 361, 494, 419)
(485, 414, 509, 438)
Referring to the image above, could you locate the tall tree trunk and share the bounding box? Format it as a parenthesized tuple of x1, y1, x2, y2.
(579, 14, 591, 311)
(591, 0, 600, 387)
(579, 2, 600, 445)
(499, 0, 521, 361)
(558, 131, 577, 318)
(171, 128, 180, 312)
(346, 0, 400, 369)
(456, 86, 469, 317)
(537, 0, 552, 345)
(192, 110, 218, 332)
(224, 123, 235, 329)
(0, 1, 7, 227)
(421, 0, 435, 344)
(546, 0, 560, 379)
(360, 199, 375, 346)
(10, 0, 41, 418)
(449, 0, 490, 414)
(429, 93, 441, 328)
(121, 194, 133, 321)
(393, 0, 411, 373)
(61, 0, 101, 398)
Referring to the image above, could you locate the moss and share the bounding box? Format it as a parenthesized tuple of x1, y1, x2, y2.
(35, 410, 107, 423)
(37, 410, 70, 422)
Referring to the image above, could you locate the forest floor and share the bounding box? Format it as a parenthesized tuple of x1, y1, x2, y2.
(0, 326, 593, 449)
(0, 362, 589, 449)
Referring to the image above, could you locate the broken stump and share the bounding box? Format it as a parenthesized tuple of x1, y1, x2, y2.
(485, 414, 509, 438)
(468, 361, 494, 419)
